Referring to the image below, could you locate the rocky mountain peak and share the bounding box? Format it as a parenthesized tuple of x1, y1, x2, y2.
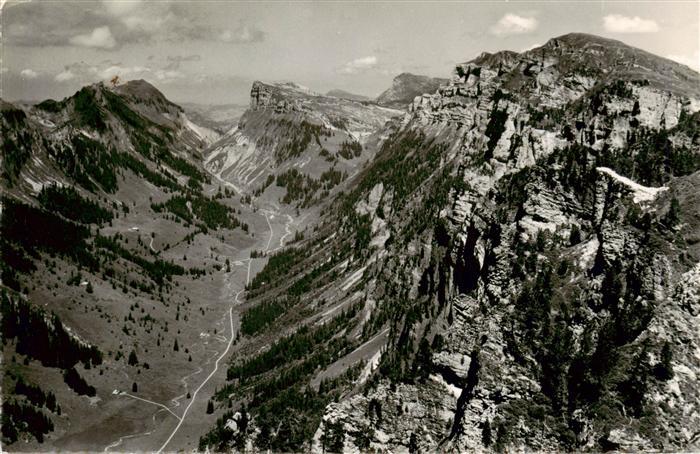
(542, 32, 699, 85)
(455, 33, 700, 101)
(469, 50, 520, 71)
(548, 31, 623, 46)
(411, 32, 700, 126)
(249, 80, 313, 113)
(375, 72, 448, 109)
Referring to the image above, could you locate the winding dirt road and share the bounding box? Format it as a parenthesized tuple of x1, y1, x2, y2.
(155, 307, 234, 453)
(103, 206, 294, 452)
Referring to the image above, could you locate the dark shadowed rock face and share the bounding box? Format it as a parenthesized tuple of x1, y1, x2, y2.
(375, 72, 448, 109)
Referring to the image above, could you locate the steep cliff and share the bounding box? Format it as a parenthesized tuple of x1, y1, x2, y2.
(200, 33, 700, 452)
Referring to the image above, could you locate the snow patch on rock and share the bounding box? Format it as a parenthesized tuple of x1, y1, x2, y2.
(430, 373, 462, 399)
(597, 167, 668, 203)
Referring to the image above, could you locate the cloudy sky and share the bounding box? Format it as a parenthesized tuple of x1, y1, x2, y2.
(1, 1, 698, 105)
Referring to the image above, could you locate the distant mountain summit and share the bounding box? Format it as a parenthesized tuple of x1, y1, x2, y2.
(2, 79, 218, 197)
(375, 72, 448, 109)
(325, 89, 370, 102)
(204, 80, 402, 205)
(181, 102, 248, 134)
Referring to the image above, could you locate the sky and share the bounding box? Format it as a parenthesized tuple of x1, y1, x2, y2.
(1, 0, 698, 105)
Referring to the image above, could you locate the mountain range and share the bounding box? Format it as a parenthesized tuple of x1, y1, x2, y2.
(2, 33, 700, 452)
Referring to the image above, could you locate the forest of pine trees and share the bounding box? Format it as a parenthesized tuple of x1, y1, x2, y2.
(2, 401, 54, 444)
(1, 292, 103, 369)
(240, 300, 286, 336)
(1, 370, 62, 444)
(38, 184, 113, 225)
(337, 140, 362, 160)
(63, 367, 96, 397)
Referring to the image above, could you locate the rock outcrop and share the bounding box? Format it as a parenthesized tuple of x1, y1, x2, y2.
(309, 33, 700, 452)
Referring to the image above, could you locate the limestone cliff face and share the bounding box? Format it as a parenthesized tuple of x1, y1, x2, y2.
(309, 34, 700, 452)
(249, 81, 310, 113)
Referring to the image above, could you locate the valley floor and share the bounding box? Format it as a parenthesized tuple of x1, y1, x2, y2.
(9, 196, 305, 453)
(104, 208, 298, 452)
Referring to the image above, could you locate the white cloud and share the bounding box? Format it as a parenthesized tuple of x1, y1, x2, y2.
(53, 61, 184, 85)
(121, 13, 170, 33)
(337, 56, 378, 75)
(490, 14, 538, 36)
(55, 70, 76, 82)
(20, 69, 39, 79)
(97, 64, 149, 80)
(667, 52, 700, 71)
(69, 26, 117, 49)
(603, 14, 659, 33)
(153, 69, 184, 82)
(217, 25, 265, 44)
(6, 2, 265, 48)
